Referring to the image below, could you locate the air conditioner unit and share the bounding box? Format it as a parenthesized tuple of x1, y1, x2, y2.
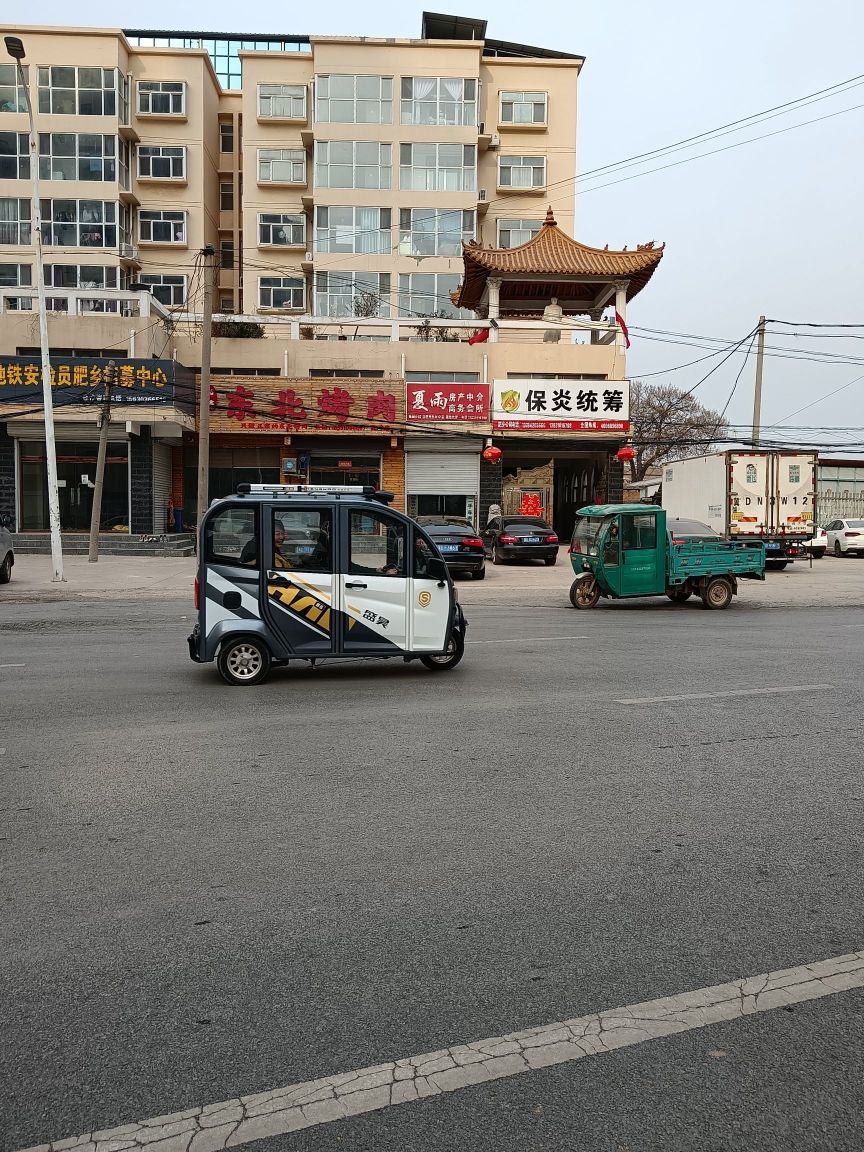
(478, 189, 487, 202)
(119, 243, 138, 259)
(304, 251, 313, 262)
(490, 133, 500, 149)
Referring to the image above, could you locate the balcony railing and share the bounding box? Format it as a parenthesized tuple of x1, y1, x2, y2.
(0, 288, 170, 319)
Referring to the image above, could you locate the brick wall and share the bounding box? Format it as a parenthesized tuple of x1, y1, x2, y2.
(171, 446, 184, 510)
(607, 457, 624, 503)
(382, 442, 405, 511)
(479, 456, 503, 528)
(130, 428, 153, 534)
(0, 425, 15, 530)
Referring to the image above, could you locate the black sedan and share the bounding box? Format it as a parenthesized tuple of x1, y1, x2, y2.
(483, 515, 559, 565)
(417, 516, 486, 579)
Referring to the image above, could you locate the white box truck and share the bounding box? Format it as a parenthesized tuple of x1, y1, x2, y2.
(662, 451, 817, 568)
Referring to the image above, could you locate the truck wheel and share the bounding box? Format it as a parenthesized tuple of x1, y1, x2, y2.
(701, 577, 733, 610)
(812, 550, 825, 560)
(766, 560, 788, 571)
(421, 630, 465, 671)
(666, 587, 691, 602)
(217, 636, 272, 686)
(570, 575, 600, 609)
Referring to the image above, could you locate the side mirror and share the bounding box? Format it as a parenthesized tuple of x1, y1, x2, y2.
(426, 556, 448, 585)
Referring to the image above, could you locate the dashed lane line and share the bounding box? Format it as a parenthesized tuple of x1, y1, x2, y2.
(618, 683, 834, 705)
(471, 636, 590, 644)
(15, 947, 864, 1152)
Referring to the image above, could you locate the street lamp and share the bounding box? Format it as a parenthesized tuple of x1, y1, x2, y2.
(5, 35, 64, 581)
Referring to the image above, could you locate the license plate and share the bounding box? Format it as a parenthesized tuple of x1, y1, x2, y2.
(522, 536, 540, 544)
(765, 542, 780, 551)
(296, 544, 315, 555)
(439, 544, 459, 553)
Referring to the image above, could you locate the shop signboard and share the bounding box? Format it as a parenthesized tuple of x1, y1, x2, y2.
(407, 383, 490, 422)
(492, 379, 629, 432)
(0, 356, 192, 410)
(208, 377, 405, 435)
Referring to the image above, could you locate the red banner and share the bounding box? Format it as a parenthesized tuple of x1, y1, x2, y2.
(407, 383, 490, 422)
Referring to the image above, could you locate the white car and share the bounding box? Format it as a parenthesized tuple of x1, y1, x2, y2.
(826, 518, 864, 557)
(802, 526, 828, 559)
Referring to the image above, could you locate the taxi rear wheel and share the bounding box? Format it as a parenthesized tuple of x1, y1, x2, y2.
(218, 636, 272, 686)
(570, 575, 600, 609)
(421, 630, 465, 671)
(701, 577, 733, 610)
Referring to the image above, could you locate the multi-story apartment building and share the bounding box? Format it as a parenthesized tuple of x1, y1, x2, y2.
(0, 14, 663, 543)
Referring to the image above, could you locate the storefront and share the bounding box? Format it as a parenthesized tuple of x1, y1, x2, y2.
(405, 437, 482, 526)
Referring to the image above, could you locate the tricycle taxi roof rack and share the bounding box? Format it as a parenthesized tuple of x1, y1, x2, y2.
(234, 483, 395, 504)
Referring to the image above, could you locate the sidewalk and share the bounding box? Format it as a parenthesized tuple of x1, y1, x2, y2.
(4, 550, 862, 609)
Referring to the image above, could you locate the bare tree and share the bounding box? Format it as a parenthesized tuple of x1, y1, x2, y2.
(627, 380, 728, 482)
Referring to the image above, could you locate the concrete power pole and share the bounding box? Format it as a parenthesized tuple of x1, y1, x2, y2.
(751, 315, 766, 447)
(196, 247, 216, 536)
(87, 360, 116, 562)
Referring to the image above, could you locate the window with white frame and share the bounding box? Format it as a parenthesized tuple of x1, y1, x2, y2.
(137, 80, 186, 116)
(496, 217, 542, 247)
(499, 90, 547, 125)
(316, 206, 390, 255)
(315, 75, 392, 124)
(44, 264, 119, 289)
(257, 148, 306, 184)
(498, 155, 546, 189)
(138, 146, 186, 180)
(400, 77, 476, 126)
(220, 181, 234, 210)
(219, 122, 234, 153)
(37, 67, 116, 116)
(0, 64, 28, 114)
(406, 371, 480, 383)
(40, 200, 118, 247)
(400, 143, 476, 192)
(259, 276, 305, 310)
(119, 139, 132, 190)
(399, 208, 473, 257)
(315, 141, 391, 190)
(314, 271, 390, 317)
(0, 197, 30, 244)
(38, 133, 117, 182)
(398, 273, 469, 319)
(258, 212, 306, 247)
(139, 273, 187, 305)
(0, 263, 32, 287)
(139, 209, 186, 244)
(0, 132, 29, 180)
(258, 83, 307, 119)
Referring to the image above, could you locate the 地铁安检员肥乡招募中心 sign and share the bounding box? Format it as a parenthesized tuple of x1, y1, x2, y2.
(0, 356, 183, 405)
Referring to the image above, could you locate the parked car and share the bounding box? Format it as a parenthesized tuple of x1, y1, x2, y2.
(667, 518, 723, 543)
(826, 519, 864, 556)
(802, 526, 828, 559)
(0, 514, 13, 584)
(417, 516, 485, 579)
(483, 515, 559, 565)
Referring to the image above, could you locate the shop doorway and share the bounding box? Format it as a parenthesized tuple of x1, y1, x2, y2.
(18, 439, 129, 531)
(309, 453, 381, 490)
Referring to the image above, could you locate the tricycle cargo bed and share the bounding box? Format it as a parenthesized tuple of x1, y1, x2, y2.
(668, 539, 765, 584)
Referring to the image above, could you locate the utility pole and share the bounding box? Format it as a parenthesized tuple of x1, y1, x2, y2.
(196, 246, 216, 536)
(5, 35, 64, 580)
(87, 360, 116, 562)
(751, 315, 766, 447)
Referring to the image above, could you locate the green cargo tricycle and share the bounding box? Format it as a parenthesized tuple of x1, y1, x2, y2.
(568, 505, 765, 610)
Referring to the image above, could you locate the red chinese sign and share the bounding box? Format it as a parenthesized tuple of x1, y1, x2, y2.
(519, 493, 543, 517)
(407, 383, 490, 422)
(208, 378, 404, 435)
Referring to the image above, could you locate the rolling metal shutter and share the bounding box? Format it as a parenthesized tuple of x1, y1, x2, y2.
(152, 441, 172, 533)
(406, 444, 480, 495)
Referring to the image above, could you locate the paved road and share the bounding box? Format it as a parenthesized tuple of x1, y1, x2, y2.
(2, 596, 863, 1150)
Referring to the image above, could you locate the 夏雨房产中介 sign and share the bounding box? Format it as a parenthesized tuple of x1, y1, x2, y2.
(491, 380, 629, 432)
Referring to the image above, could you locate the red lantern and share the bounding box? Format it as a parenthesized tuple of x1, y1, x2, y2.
(615, 445, 636, 462)
(209, 385, 218, 410)
(482, 445, 503, 464)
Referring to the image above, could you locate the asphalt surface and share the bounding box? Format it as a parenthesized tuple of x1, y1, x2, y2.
(2, 595, 864, 1150)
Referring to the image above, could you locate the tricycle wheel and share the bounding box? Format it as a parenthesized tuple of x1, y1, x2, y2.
(217, 636, 272, 685)
(421, 630, 465, 671)
(570, 575, 600, 609)
(666, 587, 691, 602)
(701, 577, 733, 610)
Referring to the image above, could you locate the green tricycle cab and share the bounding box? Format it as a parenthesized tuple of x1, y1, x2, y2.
(568, 504, 766, 610)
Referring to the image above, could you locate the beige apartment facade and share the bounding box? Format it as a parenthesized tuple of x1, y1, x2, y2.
(0, 15, 662, 541)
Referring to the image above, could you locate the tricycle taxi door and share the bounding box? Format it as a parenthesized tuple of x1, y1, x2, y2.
(262, 503, 336, 655)
(619, 511, 664, 596)
(337, 505, 409, 654)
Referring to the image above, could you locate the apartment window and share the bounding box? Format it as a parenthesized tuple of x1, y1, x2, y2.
(0, 64, 28, 114)
(400, 77, 476, 126)
(258, 148, 306, 184)
(119, 139, 132, 191)
(406, 371, 480, 383)
(220, 181, 234, 210)
(40, 200, 117, 247)
(315, 141, 391, 190)
(44, 264, 118, 289)
(314, 271, 390, 317)
(315, 74, 392, 124)
(316, 207, 390, 255)
(498, 155, 546, 189)
(400, 143, 476, 192)
(139, 209, 186, 244)
(310, 369, 385, 378)
(259, 276, 305, 310)
(0, 263, 32, 287)
(497, 217, 542, 247)
(0, 198, 30, 244)
(38, 133, 117, 182)
(398, 273, 468, 319)
(399, 208, 473, 257)
(137, 80, 186, 116)
(139, 274, 187, 306)
(220, 238, 234, 269)
(219, 296, 234, 313)
(0, 133, 29, 180)
(220, 122, 234, 154)
(138, 146, 186, 180)
(258, 212, 306, 247)
(500, 90, 547, 125)
(37, 67, 116, 116)
(258, 83, 307, 119)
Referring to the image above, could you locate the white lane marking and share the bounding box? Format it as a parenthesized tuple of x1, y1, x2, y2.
(0, 663, 26, 668)
(20, 947, 864, 1152)
(618, 683, 834, 705)
(472, 636, 589, 645)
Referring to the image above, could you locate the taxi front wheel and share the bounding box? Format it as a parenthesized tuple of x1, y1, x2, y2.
(218, 636, 272, 686)
(421, 630, 465, 671)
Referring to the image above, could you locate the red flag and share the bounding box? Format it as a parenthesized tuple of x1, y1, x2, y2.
(468, 327, 490, 345)
(615, 310, 631, 349)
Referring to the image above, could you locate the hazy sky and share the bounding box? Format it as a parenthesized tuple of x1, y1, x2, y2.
(21, 0, 864, 447)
